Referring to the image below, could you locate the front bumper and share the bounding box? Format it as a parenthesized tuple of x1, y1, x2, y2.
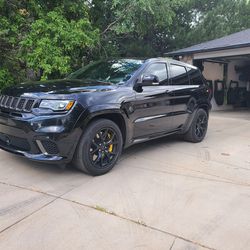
(0, 144, 64, 162)
(0, 107, 84, 164)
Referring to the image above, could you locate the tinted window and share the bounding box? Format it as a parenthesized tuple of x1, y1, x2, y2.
(67, 59, 143, 84)
(169, 64, 189, 85)
(187, 67, 204, 85)
(143, 63, 168, 85)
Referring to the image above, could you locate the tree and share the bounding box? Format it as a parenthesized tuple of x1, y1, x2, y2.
(0, 0, 99, 84)
(0, 0, 26, 86)
(192, 0, 250, 43)
(20, 11, 99, 80)
(90, 0, 185, 57)
(168, 0, 250, 50)
(1, 0, 250, 89)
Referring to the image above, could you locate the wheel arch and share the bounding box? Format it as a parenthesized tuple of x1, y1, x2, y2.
(182, 103, 210, 135)
(78, 109, 128, 147)
(198, 103, 210, 117)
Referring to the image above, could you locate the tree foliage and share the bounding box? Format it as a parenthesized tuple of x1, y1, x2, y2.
(0, 0, 98, 83)
(170, 0, 250, 49)
(0, 0, 250, 88)
(91, 0, 184, 57)
(20, 11, 98, 79)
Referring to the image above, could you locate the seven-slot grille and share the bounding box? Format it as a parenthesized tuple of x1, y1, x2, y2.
(0, 95, 36, 112)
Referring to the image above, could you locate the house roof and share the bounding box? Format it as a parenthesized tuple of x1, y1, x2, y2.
(166, 28, 250, 56)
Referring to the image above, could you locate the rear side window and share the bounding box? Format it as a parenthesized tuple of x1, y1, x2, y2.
(143, 63, 168, 85)
(169, 64, 189, 85)
(187, 67, 204, 85)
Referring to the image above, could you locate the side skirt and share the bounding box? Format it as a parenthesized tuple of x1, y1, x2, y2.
(131, 129, 181, 145)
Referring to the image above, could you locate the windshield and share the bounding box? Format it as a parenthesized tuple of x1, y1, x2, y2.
(67, 59, 144, 84)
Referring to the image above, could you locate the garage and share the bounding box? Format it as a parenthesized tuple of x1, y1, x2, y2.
(166, 28, 250, 111)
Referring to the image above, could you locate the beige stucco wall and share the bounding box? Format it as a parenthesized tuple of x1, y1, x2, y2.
(180, 55, 193, 65)
(203, 62, 224, 81)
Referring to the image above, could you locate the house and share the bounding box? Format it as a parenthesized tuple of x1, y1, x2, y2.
(166, 29, 250, 110)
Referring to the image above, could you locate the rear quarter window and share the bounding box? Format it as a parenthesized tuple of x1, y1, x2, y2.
(169, 64, 189, 85)
(187, 67, 204, 85)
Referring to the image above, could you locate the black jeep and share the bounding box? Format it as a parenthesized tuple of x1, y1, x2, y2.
(0, 58, 211, 175)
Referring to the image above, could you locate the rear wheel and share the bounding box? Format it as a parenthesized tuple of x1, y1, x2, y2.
(73, 119, 123, 176)
(183, 109, 208, 143)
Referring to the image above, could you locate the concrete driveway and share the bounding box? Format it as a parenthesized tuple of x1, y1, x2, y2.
(0, 111, 250, 250)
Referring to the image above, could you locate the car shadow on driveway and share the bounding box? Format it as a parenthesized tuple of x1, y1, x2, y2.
(121, 135, 182, 159)
(2, 134, 182, 176)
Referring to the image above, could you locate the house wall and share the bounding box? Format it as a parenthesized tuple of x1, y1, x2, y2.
(180, 55, 193, 65)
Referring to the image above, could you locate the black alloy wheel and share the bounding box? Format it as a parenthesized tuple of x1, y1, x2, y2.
(195, 113, 208, 139)
(73, 119, 123, 176)
(183, 109, 208, 143)
(89, 128, 118, 169)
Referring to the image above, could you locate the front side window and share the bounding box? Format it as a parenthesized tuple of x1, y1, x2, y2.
(143, 63, 168, 85)
(169, 64, 189, 85)
(187, 67, 204, 85)
(67, 59, 144, 84)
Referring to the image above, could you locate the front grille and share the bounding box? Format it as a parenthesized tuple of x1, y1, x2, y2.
(41, 140, 59, 155)
(0, 95, 37, 112)
(11, 97, 19, 108)
(0, 132, 30, 151)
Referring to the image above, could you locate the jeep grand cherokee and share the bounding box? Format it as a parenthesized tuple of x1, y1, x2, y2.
(0, 58, 211, 175)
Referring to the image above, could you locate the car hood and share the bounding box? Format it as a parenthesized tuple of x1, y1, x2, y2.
(1, 79, 118, 97)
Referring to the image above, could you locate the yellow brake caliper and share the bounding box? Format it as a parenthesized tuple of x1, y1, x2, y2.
(108, 133, 113, 152)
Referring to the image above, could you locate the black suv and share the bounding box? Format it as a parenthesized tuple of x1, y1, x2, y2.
(0, 58, 211, 175)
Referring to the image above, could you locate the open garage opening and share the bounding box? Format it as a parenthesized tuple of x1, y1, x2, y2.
(166, 28, 250, 112)
(194, 55, 250, 111)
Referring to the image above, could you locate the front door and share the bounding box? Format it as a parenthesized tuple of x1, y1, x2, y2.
(131, 62, 175, 139)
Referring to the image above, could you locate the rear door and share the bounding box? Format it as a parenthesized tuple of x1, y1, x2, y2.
(168, 64, 201, 129)
(132, 62, 175, 139)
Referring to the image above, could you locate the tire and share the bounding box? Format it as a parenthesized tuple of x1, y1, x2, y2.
(183, 109, 208, 143)
(73, 119, 123, 176)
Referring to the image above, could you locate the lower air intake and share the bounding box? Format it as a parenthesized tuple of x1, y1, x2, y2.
(41, 140, 59, 155)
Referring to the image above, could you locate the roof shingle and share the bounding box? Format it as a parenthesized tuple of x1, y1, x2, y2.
(166, 28, 250, 56)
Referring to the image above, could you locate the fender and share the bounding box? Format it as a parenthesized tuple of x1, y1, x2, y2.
(73, 104, 132, 147)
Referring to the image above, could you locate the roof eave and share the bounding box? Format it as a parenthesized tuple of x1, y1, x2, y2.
(165, 43, 250, 57)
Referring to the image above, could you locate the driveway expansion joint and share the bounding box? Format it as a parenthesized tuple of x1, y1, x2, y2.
(59, 197, 217, 250)
(0, 181, 81, 235)
(0, 180, 216, 250)
(169, 237, 176, 250)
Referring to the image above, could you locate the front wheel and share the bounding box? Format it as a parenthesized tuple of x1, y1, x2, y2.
(73, 119, 123, 176)
(183, 109, 208, 143)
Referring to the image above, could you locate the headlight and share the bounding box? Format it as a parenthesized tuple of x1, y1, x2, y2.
(39, 100, 75, 111)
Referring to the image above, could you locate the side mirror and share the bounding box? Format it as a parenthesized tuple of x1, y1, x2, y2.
(141, 74, 159, 86)
(133, 74, 160, 93)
